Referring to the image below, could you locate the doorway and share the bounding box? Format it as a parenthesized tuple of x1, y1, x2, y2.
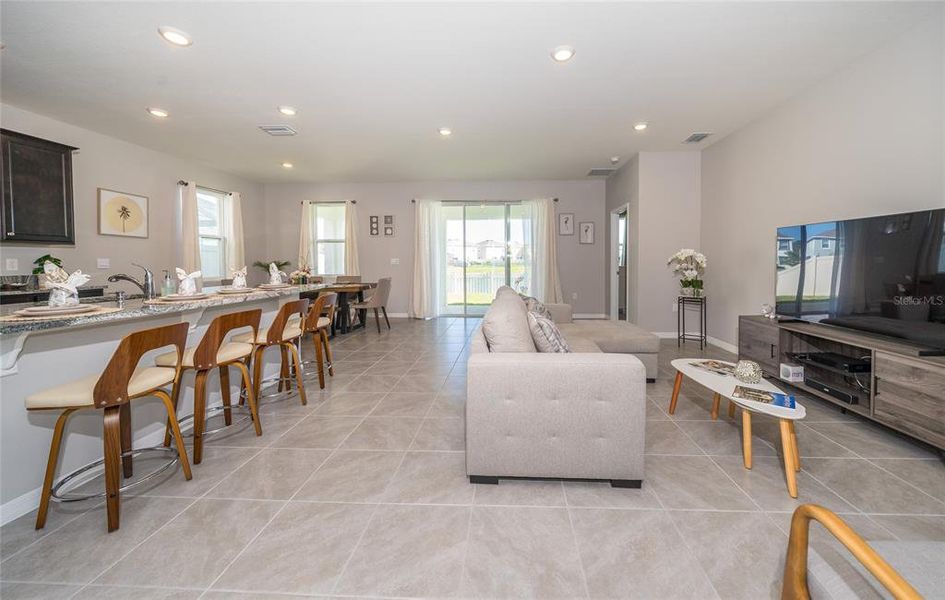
(610, 205, 630, 321)
(443, 203, 526, 316)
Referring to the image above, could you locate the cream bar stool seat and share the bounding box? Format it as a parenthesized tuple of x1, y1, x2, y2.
(28, 323, 192, 533)
(156, 309, 263, 465)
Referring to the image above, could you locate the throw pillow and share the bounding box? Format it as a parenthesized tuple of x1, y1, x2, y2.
(527, 310, 571, 353)
(520, 294, 553, 321)
(481, 290, 537, 352)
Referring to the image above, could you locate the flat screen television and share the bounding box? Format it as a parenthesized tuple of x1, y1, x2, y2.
(775, 208, 945, 351)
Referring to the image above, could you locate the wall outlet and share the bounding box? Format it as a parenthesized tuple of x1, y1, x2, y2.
(571, 292, 578, 301)
(97, 258, 110, 269)
(390, 258, 400, 265)
(4, 258, 18, 271)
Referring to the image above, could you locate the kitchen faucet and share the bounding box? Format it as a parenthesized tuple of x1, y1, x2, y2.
(107, 263, 156, 300)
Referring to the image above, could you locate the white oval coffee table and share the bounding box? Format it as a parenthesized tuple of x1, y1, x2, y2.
(669, 358, 806, 497)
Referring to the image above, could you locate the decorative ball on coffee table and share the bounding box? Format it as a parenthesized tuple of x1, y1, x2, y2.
(734, 360, 763, 384)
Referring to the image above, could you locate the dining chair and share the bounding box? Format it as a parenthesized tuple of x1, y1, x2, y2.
(352, 277, 392, 333)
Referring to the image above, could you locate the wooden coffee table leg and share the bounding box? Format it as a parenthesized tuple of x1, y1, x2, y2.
(728, 400, 736, 419)
(710, 393, 721, 420)
(779, 419, 799, 498)
(668, 371, 683, 415)
(789, 421, 801, 471)
(741, 410, 752, 469)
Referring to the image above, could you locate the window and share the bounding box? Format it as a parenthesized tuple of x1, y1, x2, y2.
(311, 203, 346, 274)
(821, 238, 830, 250)
(197, 188, 226, 279)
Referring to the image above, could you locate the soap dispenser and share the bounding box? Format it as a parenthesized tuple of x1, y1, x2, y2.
(162, 269, 175, 296)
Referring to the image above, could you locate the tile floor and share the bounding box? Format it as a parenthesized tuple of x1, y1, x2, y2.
(1, 317, 943, 599)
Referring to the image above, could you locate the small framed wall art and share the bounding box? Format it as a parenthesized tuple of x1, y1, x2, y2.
(98, 188, 149, 238)
(579, 221, 595, 244)
(558, 213, 574, 235)
(370, 215, 380, 236)
(384, 226, 394, 236)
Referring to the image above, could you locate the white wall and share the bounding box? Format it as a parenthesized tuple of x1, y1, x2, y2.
(605, 156, 639, 322)
(259, 180, 607, 315)
(701, 11, 945, 347)
(0, 104, 265, 292)
(605, 152, 702, 332)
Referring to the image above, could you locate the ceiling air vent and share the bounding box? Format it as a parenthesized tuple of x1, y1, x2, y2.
(258, 125, 298, 136)
(683, 132, 712, 144)
(587, 168, 617, 177)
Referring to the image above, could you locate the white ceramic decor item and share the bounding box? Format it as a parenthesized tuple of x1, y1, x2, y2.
(176, 268, 202, 296)
(231, 266, 248, 289)
(48, 269, 90, 307)
(268, 262, 287, 285)
(42, 261, 69, 290)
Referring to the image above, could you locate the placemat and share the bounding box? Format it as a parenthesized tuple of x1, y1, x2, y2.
(0, 306, 122, 323)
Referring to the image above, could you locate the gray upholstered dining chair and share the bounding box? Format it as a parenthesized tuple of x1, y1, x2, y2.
(352, 277, 392, 333)
(335, 275, 362, 283)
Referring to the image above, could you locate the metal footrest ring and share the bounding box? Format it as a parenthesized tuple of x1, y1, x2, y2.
(238, 375, 299, 406)
(175, 404, 255, 437)
(50, 446, 180, 503)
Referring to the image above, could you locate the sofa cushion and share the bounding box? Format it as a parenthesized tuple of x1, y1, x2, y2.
(526, 311, 571, 353)
(559, 320, 661, 354)
(482, 289, 537, 353)
(520, 295, 553, 320)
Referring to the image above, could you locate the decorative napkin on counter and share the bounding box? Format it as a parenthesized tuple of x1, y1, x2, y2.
(176, 268, 202, 296)
(268, 262, 287, 285)
(231, 266, 248, 289)
(45, 262, 90, 307)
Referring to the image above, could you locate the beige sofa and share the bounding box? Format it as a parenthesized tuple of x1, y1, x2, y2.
(466, 291, 647, 487)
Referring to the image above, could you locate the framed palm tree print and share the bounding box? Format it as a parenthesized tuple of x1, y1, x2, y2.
(98, 188, 148, 238)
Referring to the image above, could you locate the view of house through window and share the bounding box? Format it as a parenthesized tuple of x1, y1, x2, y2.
(311, 203, 346, 274)
(197, 188, 226, 280)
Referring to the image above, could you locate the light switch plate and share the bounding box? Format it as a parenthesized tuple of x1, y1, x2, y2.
(97, 258, 110, 269)
(4, 258, 18, 271)
(390, 258, 400, 265)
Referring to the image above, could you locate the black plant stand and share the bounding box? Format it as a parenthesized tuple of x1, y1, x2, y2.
(677, 296, 707, 350)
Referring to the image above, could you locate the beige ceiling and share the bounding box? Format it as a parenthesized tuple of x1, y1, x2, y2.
(0, 1, 934, 183)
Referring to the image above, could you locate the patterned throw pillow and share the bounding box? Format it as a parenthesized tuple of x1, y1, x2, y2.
(520, 294, 553, 321)
(526, 310, 571, 353)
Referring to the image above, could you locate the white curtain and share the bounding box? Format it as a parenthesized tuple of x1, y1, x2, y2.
(409, 199, 446, 318)
(298, 202, 314, 271)
(179, 181, 201, 273)
(522, 198, 564, 303)
(223, 192, 245, 276)
(344, 200, 360, 276)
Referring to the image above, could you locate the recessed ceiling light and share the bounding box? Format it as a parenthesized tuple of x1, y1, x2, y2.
(281, 162, 294, 169)
(278, 106, 297, 116)
(634, 122, 648, 131)
(610, 156, 620, 165)
(157, 26, 193, 47)
(551, 46, 575, 62)
(438, 127, 452, 137)
(147, 107, 169, 118)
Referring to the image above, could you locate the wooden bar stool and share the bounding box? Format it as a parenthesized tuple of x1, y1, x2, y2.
(155, 309, 262, 465)
(301, 292, 338, 389)
(233, 299, 309, 406)
(27, 323, 192, 532)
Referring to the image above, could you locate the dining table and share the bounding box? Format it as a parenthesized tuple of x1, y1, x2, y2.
(300, 282, 376, 336)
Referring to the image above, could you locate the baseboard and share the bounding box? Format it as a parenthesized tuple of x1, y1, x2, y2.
(652, 331, 736, 354)
(573, 313, 608, 320)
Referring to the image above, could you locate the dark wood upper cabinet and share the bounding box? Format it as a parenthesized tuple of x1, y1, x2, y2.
(1, 129, 77, 244)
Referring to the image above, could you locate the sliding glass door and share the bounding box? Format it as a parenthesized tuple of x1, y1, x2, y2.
(442, 203, 526, 316)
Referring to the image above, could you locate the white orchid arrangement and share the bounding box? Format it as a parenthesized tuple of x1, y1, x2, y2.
(667, 249, 707, 288)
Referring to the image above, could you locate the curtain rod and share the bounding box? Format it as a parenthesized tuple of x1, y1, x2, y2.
(299, 200, 356, 205)
(410, 198, 558, 203)
(177, 180, 232, 196)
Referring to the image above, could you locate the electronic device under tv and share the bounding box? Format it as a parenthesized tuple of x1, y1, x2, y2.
(775, 208, 945, 352)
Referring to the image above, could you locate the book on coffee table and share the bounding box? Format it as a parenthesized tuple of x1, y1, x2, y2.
(691, 360, 736, 377)
(732, 385, 796, 409)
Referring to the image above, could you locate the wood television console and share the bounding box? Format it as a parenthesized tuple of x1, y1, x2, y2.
(738, 316, 945, 451)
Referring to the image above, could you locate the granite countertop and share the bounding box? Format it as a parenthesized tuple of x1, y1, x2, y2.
(0, 285, 108, 296)
(0, 284, 330, 336)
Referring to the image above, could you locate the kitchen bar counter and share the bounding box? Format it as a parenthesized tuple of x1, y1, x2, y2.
(0, 284, 337, 522)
